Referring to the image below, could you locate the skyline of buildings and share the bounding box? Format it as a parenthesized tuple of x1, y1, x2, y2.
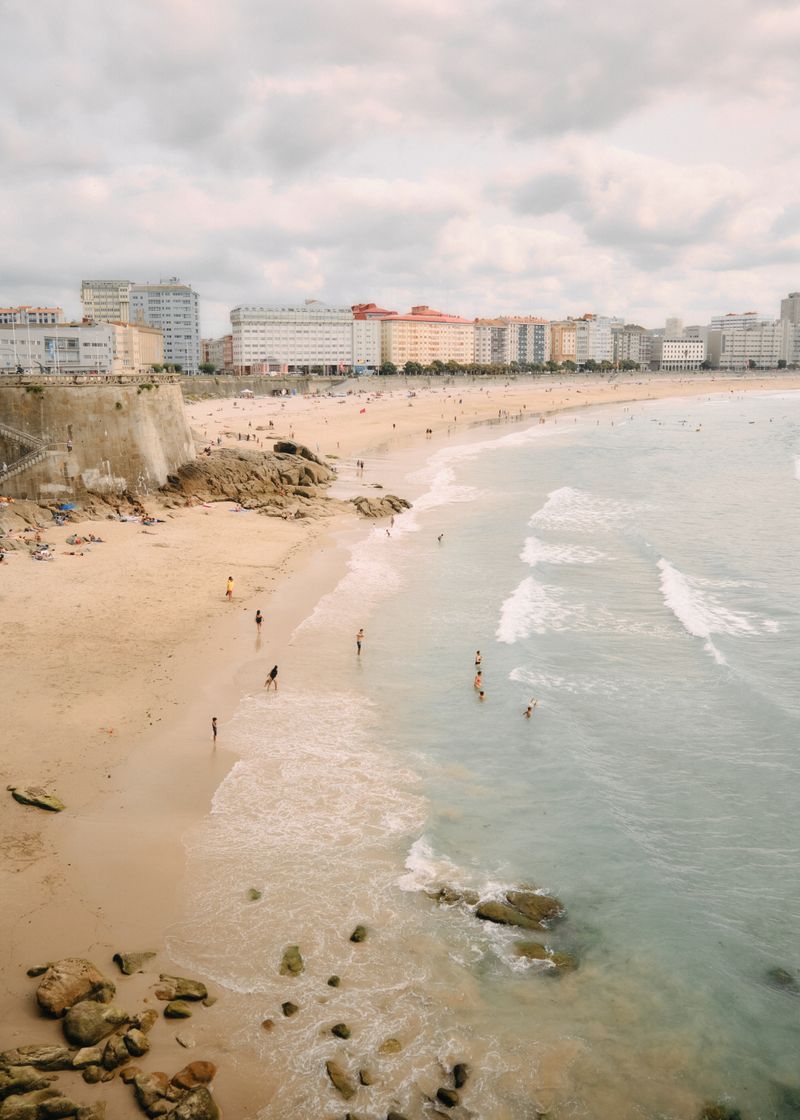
(2, 282, 799, 375)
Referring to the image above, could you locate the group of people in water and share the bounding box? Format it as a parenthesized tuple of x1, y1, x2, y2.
(474, 649, 538, 717)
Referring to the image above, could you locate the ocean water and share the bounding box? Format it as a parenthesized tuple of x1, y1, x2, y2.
(169, 391, 800, 1119)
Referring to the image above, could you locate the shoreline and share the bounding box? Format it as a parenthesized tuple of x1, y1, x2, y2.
(3, 372, 800, 1117)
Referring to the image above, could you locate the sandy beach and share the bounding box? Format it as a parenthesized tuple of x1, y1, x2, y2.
(2, 371, 799, 1118)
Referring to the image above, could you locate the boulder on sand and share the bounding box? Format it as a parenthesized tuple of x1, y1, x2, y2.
(279, 947, 304, 976)
(63, 1002, 128, 1047)
(325, 1061, 355, 1101)
(164, 1001, 193, 1019)
(36, 960, 114, 1017)
(112, 953, 156, 976)
(0, 1048, 77, 1072)
(170, 1086, 220, 1120)
(7, 786, 65, 813)
(155, 975, 208, 1002)
(170, 1062, 217, 1091)
(0, 1065, 53, 1099)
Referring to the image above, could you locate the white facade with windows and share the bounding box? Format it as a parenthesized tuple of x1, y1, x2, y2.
(780, 292, 800, 326)
(709, 312, 771, 331)
(707, 320, 795, 370)
(0, 322, 163, 375)
(81, 280, 132, 324)
(611, 324, 646, 365)
(231, 302, 355, 372)
(0, 306, 64, 325)
(574, 316, 618, 363)
(352, 318, 381, 371)
(130, 278, 200, 372)
(474, 317, 550, 365)
(651, 337, 705, 371)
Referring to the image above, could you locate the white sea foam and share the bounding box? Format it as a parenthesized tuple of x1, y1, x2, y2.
(521, 534, 605, 568)
(510, 666, 620, 695)
(530, 485, 643, 532)
(657, 558, 778, 665)
(398, 836, 467, 892)
(496, 576, 582, 644)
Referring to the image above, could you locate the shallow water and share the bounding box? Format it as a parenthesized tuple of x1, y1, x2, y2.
(169, 391, 800, 1118)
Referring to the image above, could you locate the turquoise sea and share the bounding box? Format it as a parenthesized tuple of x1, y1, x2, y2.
(170, 389, 800, 1119)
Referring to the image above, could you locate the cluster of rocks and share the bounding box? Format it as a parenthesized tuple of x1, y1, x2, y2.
(160, 444, 337, 519)
(426, 884, 576, 973)
(349, 495, 411, 519)
(1, 957, 221, 1119)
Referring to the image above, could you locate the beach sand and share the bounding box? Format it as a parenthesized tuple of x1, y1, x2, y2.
(2, 372, 798, 1117)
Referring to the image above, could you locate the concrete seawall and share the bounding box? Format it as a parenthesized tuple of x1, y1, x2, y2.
(0, 374, 195, 501)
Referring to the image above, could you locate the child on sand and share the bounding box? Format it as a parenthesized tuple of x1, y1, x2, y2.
(226, 576, 234, 600)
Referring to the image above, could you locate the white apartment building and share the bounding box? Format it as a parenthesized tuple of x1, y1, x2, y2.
(130, 278, 200, 373)
(651, 337, 705, 371)
(573, 315, 618, 363)
(81, 280, 132, 324)
(709, 311, 771, 331)
(231, 301, 355, 373)
(0, 305, 64, 325)
(0, 322, 163, 375)
(474, 317, 550, 365)
(707, 320, 796, 370)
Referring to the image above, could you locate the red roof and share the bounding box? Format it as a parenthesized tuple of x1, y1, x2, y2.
(352, 302, 397, 319)
(387, 305, 472, 325)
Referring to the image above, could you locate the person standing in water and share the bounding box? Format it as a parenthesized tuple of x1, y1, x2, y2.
(226, 575, 234, 600)
(474, 670, 482, 689)
(475, 651, 482, 666)
(265, 665, 278, 690)
(356, 628, 364, 655)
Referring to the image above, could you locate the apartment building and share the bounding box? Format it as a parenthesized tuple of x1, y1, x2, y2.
(231, 301, 355, 374)
(474, 316, 551, 365)
(0, 305, 64, 325)
(201, 335, 234, 371)
(81, 280, 132, 324)
(550, 321, 578, 365)
(380, 305, 474, 366)
(709, 311, 771, 331)
(573, 314, 618, 363)
(611, 324, 646, 366)
(130, 278, 200, 372)
(707, 319, 795, 370)
(352, 303, 396, 372)
(780, 292, 800, 326)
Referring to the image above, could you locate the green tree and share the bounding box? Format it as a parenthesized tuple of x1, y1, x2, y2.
(379, 361, 397, 376)
(619, 359, 638, 371)
(199, 362, 216, 374)
(583, 359, 598, 371)
(403, 360, 423, 376)
(150, 363, 163, 373)
(545, 360, 560, 372)
(562, 360, 577, 372)
(778, 359, 787, 369)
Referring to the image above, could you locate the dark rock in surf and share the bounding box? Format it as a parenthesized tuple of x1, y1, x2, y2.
(765, 966, 799, 994)
(281, 1002, 299, 1018)
(325, 1060, 355, 1100)
(327, 975, 341, 988)
(453, 1063, 469, 1088)
(279, 946, 304, 976)
(699, 1105, 743, 1120)
(349, 926, 367, 943)
(331, 1023, 351, 1039)
(474, 901, 543, 930)
(504, 890, 564, 925)
(436, 1087, 460, 1108)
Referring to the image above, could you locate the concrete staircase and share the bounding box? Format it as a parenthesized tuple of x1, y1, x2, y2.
(0, 421, 52, 486)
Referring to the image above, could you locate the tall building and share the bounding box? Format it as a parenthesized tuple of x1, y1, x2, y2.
(130, 278, 200, 373)
(352, 303, 396, 372)
(473, 317, 550, 365)
(549, 321, 578, 365)
(611, 324, 646, 365)
(707, 319, 795, 370)
(380, 305, 474, 366)
(231, 301, 355, 374)
(572, 314, 618, 363)
(0, 305, 64, 325)
(665, 316, 684, 337)
(80, 280, 132, 324)
(779, 292, 800, 325)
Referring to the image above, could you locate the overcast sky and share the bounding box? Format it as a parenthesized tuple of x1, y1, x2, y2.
(1, 0, 799, 336)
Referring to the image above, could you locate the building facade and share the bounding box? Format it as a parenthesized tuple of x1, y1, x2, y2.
(0, 321, 161, 374)
(707, 320, 795, 370)
(231, 301, 355, 374)
(380, 306, 474, 366)
(709, 311, 771, 331)
(549, 320, 578, 365)
(201, 335, 234, 371)
(0, 306, 64, 325)
(352, 304, 396, 372)
(473, 317, 550, 366)
(779, 292, 800, 325)
(80, 280, 132, 324)
(130, 278, 200, 373)
(573, 314, 617, 363)
(651, 337, 705, 371)
(611, 324, 646, 365)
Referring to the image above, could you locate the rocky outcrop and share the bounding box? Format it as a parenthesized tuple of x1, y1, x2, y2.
(475, 890, 564, 931)
(7, 787, 65, 813)
(0, 1049, 76, 1072)
(36, 961, 114, 1018)
(514, 942, 576, 972)
(272, 441, 327, 466)
(170, 1063, 217, 1091)
(350, 495, 411, 519)
(161, 447, 334, 509)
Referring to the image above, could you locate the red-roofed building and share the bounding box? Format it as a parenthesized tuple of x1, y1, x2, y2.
(352, 303, 397, 370)
(381, 305, 474, 366)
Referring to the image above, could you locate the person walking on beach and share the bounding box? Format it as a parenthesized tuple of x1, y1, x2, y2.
(356, 628, 364, 655)
(255, 609, 263, 630)
(437, 533, 444, 544)
(265, 665, 278, 690)
(226, 575, 234, 600)
(212, 716, 218, 742)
